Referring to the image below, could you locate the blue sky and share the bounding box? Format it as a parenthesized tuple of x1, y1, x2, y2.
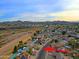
(0, 0, 79, 22)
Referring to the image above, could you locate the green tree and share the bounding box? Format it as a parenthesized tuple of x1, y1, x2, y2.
(18, 41, 24, 48)
(28, 47, 32, 55)
(55, 40, 58, 43)
(68, 39, 77, 49)
(13, 46, 17, 53)
(62, 31, 66, 35)
(34, 33, 37, 36)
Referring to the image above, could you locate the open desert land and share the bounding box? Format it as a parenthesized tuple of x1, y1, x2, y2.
(0, 27, 41, 59)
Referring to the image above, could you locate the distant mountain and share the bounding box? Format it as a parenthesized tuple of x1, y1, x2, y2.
(0, 21, 79, 29)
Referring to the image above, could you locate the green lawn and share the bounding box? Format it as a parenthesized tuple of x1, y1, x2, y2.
(73, 57, 79, 59)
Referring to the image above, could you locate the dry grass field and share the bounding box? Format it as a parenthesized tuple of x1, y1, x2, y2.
(0, 27, 40, 59)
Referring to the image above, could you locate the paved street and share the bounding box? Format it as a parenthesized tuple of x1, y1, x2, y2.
(37, 39, 68, 59)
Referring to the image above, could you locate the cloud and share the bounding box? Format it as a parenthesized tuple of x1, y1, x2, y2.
(0, 0, 79, 22)
(5, 13, 53, 22)
(48, 0, 79, 22)
(49, 10, 79, 22)
(66, 0, 79, 10)
(3, 9, 79, 22)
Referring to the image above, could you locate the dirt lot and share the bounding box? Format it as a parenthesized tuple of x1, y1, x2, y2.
(0, 28, 40, 59)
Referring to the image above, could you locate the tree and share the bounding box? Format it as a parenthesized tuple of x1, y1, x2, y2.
(13, 46, 17, 53)
(28, 47, 32, 55)
(62, 31, 66, 35)
(68, 35, 72, 37)
(36, 30, 40, 34)
(34, 33, 37, 36)
(68, 39, 77, 49)
(18, 41, 24, 48)
(55, 40, 58, 43)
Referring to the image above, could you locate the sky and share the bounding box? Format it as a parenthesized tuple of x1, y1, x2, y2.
(0, 0, 79, 22)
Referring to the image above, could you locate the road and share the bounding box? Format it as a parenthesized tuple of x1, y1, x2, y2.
(36, 39, 67, 59)
(36, 39, 53, 59)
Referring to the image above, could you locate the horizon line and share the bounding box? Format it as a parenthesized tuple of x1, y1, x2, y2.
(0, 20, 79, 23)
